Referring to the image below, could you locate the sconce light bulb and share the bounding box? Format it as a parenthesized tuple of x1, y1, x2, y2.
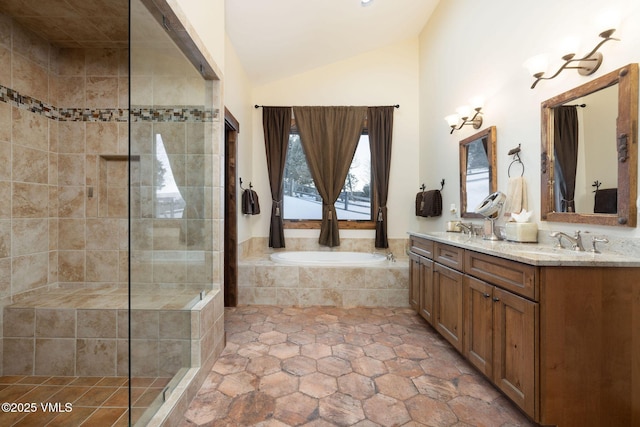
(456, 105, 472, 120)
(470, 96, 485, 110)
(558, 35, 581, 59)
(523, 54, 549, 77)
(596, 9, 620, 37)
(445, 114, 459, 127)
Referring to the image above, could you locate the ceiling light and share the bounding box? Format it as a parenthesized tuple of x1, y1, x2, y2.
(361, 0, 373, 6)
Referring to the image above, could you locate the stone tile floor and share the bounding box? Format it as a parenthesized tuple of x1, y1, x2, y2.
(181, 306, 534, 427)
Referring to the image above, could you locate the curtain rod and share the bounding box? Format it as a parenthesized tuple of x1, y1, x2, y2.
(254, 104, 400, 109)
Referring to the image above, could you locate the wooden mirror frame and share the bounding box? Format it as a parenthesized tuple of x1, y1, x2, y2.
(460, 126, 497, 218)
(541, 63, 638, 227)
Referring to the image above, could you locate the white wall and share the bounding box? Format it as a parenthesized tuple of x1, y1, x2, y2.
(250, 38, 421, 241)
(418, 0, 640, 238)
(224, 36, 255, 244)
(172, 0, 225, 72)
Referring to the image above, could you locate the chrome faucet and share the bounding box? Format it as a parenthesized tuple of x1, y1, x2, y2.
(387, 252, 396, 262)
(458, 222, 474, 236)
(549, 230, 585, 251)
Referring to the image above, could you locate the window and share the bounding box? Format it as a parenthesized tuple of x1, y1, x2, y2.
(282, 132, 374, 227)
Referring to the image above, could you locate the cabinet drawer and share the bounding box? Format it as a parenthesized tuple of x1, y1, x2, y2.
(410, 236, 434, 259)
(464, 250, 537, 300)
(434, 243, 464, 271)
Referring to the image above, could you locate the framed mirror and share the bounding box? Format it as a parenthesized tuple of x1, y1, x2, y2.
(541, 63, 638, 227)
(459, 126, 497, 218)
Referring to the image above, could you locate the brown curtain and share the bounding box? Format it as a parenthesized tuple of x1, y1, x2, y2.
(293, 106, 367, 247)
(263, 107, 291, 248)
(368, 106, 394, 248)
(554, 106, 579, 212)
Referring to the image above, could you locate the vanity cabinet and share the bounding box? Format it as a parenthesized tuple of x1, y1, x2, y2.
(465, 275, 536, 416)
(409, 233, 640, 426)
(409, 237, 434, 324)
(434, 263, 464, 352)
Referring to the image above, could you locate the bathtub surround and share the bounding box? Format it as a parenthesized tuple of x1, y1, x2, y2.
(238, 237, 409, 307)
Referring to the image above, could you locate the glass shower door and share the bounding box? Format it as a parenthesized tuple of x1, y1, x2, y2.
(129, 0, 215, 423)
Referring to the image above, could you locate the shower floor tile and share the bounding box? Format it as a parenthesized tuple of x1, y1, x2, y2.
(0, 375, 171, 426)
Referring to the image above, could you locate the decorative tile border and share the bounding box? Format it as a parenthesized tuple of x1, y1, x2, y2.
(130, 107, 218, 122)
(0, 84, 218, 123)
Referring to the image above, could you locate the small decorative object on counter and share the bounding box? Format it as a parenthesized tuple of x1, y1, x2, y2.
(505, 209, 538, 242)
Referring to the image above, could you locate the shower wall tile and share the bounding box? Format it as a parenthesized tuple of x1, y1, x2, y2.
(0, 144, 12, 181)
(58, 218, 87, 250)
(11, 218, 48, 256)
(0, 103, 10, 143)
(58, 250, 85, 282)
(86, 250, 119, 282)
(47, 220, 58, 251)
(54, 48, 85, 76)
(86, 76, 118, 108)
(58, 154, 85, 186)
(117, 122, 128, 154)
(76, 338, 116, 376)
(35, 308, 75, 338)
(3, 337, 34, 375)
(12, 183, 49, 218)
(48, 250, 58, 284)
(0, 220, 9, 258)
(12, 145, 49, 184)
(11, 23, 49, 70)
(48, 153, 58, 186)
(12, 252, 48, 293)
(35, 338, 75, 376)
(58, 186, 84, 218)
(86, 122, 118, 153)
(47, 186, 59, 219)
(86, 218, 119, 250)
(12, 52, 48, 103)
(58, 122, 86, 153)
(12, 108, 48, 151)
(55, 76, 85, 108)
(86, 48, 119, 76)
(3, 308, 34, 337)
(0, 259, 9, 299)
(0, 46, 10, 88)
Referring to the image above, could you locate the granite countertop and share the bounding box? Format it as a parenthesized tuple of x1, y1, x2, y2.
(408, 231, 640, 267)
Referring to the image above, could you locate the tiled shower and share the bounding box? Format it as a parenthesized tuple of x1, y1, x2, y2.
(0, 0, 224, 424)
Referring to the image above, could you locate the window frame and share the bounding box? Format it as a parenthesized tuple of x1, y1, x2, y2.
(283, 119, 377, 230)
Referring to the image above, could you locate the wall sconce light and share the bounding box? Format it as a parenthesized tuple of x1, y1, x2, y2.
(445, 98, 484, 134)
(524, 13, 620, 89)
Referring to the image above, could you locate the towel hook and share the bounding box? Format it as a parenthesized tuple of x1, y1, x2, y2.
(239, 177, 253, 191)
(507, 144, 524, 177)
(592, 180, 602, 192)
(420, 183, 426, 192)
(440, 179, 445, 191)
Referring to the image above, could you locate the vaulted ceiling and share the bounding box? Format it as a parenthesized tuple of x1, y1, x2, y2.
(225, 0, 440, 84)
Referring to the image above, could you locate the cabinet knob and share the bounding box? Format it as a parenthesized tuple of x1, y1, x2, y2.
(492, 297, 500, 302)
(483, 293, 490, 298)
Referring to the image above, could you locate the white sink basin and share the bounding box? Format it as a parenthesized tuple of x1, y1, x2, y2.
(514, 247, 593, 257)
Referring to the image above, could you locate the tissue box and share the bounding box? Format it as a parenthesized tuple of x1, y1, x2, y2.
(504, 222, 538, 242)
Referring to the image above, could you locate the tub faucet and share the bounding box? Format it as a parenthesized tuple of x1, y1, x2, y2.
(550, 230, 585, 251)
(387, 252, 396, 262)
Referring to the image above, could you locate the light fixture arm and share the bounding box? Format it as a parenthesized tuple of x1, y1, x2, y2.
(449, 108, 483, 134)
(530, 32, 619, 89)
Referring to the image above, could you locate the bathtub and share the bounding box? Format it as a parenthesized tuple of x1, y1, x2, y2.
(270, 251, 387, 266)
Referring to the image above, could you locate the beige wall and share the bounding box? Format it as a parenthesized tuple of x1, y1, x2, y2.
(224, 36, 255, 245)
(249, 38, 420, 241)
(418, 0, 640, 238)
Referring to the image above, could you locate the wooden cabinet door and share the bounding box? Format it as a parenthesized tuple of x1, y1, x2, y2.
(419, 257, 434, 325)
(493, 286, 537, 418)
(434, 263, 464, 352)
(464, 275, 493, 378)
(409, 252, 421, 311)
